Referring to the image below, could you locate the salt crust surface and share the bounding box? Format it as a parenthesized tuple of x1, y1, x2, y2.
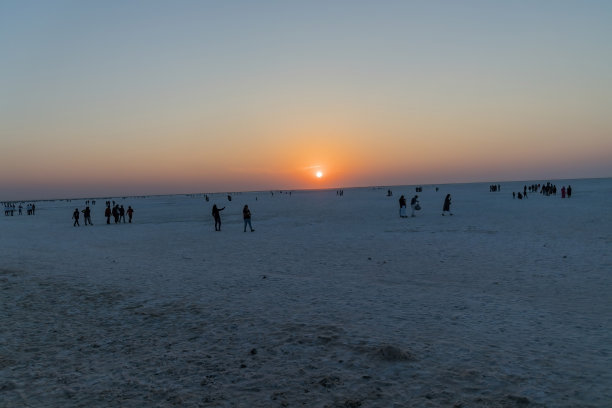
(1, 178, 611, 407)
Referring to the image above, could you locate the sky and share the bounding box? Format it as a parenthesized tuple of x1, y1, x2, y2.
(1, 1, 611, 200)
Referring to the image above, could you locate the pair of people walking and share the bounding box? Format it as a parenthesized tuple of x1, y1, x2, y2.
(398, 194, 420, 217)
(73, 207, 93, 226)
(211, 204, 254, 232)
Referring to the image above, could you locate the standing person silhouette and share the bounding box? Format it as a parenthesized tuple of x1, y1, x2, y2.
(105, 205, 112, 224)
(127, 206, 134, 223)
(212, 204, 225, 231)
(399, 195, 407, 218)
(112, 205, 120, 223)
(442, 194, 452, 216)
(243, 205, 254, 232)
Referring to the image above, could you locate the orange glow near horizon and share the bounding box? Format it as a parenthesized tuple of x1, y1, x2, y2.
(3, 118, 611, 199)
(2, 2, 612, 201)
(2, 99, 612, 199)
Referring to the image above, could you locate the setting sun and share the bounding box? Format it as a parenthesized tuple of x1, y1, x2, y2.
(316, 171, 323, 178)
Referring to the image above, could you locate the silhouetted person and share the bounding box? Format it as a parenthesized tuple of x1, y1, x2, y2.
(442, 194, 452, 216)
(82, 206, 93, 225)
(73, 208, 80, 226)
(112, 205, 119, 223)
(567, 185, 572, 198)
(243, 205, 254, 232)
(127, 206, 134, 223)
(119, 205, 126, 223)
(105, 205, 112, 224)
(399, 195, 407, 218)
(212, 204, 225, 231)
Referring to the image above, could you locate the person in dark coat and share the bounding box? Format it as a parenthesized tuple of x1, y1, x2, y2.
(105, 205, 112, 224)
(127, 206, 134, 223)
(119, 205, 126, 223)
(112, 205, 120, 224)
(82, 206, 93, 225)
(212, 204, 225, 231)
(243, 205, 254, 232)
(442, 194, 452, 216)
(399, 195, 407, 218)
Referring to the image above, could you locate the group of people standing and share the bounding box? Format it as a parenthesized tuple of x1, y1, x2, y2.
(539, 182, 571, 198)
(104, 204, 134, 224)
(513, 183, 573, 200)
(72, 204, 134, 226)
(3, 202, 35, 216)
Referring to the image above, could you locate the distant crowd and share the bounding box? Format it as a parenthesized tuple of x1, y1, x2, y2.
(3, 202, 36, 216)
(513, 183, 572, 200)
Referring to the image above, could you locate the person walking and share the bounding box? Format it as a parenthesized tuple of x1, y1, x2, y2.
(410, 195, 420, 217)
(73, 208, 80, 226)
(442, 194, 452, 216)
(127, 206, 134, 223)
(212, 204, 225, 231)
(82, 206, 93, 225)
(119, 205, 126, 223)
(243, 205, 255, 232)
(399, 195, 407, 218)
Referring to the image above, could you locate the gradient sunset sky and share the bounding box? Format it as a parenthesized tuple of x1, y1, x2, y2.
(2, 1, 611, 200)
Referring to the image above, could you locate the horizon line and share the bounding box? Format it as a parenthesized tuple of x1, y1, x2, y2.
(3, 175, 609, 203)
